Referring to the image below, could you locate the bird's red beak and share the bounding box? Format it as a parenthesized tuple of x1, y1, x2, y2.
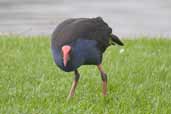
(62, 45, 71, 67)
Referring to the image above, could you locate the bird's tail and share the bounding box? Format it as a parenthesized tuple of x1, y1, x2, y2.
(109, 34, 124, 46)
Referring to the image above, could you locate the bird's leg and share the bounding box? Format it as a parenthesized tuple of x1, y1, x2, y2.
(68, 70, 80, 99)
(97, 64, 107, 96)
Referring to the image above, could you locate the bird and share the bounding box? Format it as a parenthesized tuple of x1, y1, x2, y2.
(51, 17, 124, 98)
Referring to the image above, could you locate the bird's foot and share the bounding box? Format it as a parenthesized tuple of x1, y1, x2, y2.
(67, 94, 74, 101)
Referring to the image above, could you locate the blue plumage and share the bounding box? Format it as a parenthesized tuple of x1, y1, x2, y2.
(51, 17, 124, 97)
(51, 39, 102, 72)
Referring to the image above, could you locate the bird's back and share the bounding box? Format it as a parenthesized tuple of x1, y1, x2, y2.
(51, 17, 112, 52)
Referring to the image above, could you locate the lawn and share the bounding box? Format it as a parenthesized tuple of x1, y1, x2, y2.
(0, 35, 171, 114)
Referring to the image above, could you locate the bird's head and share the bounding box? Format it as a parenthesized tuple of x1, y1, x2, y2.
(61, 45, 72, 67)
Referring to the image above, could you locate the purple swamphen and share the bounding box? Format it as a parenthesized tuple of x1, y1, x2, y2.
(51, 17, 124, 98)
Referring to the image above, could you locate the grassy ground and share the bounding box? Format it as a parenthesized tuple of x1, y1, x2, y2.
(0, 36, 171, 114)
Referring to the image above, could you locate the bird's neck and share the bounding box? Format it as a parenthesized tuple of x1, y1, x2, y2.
(70, 39, 101, 65)
(52, 39, 100, 72)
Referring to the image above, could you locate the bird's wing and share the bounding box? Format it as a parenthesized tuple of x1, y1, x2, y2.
(52, 18, 89, 48)
(52, 17, 112, 51)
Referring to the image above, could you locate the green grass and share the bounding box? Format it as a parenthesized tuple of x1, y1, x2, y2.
(0, 35, 171, 114)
